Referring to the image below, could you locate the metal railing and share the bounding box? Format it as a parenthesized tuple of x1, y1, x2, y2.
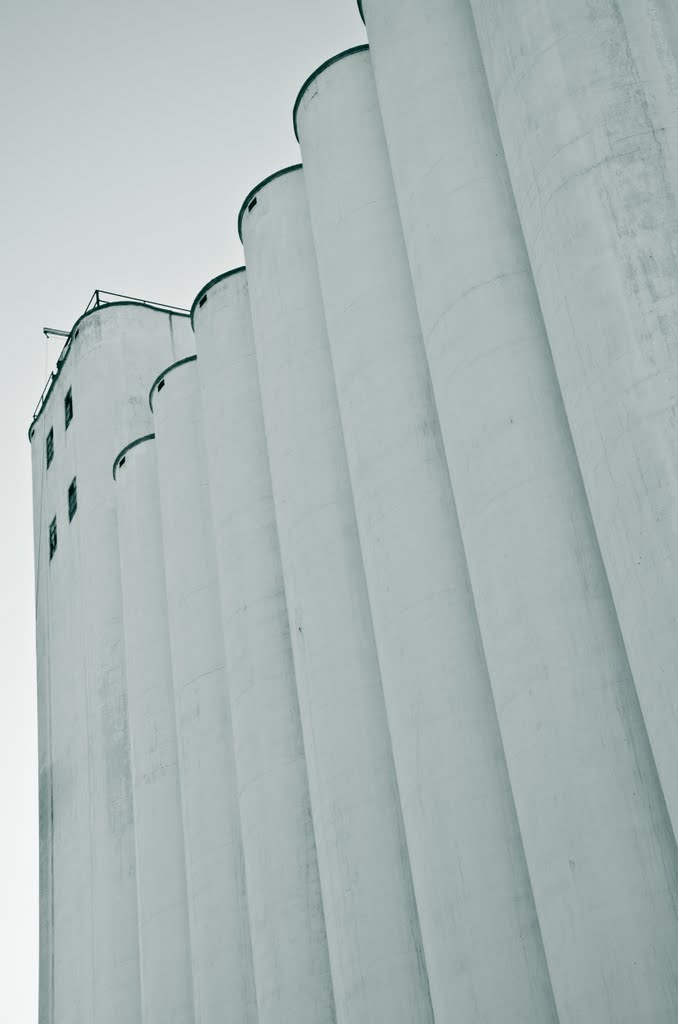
(83, 289, 189, 316)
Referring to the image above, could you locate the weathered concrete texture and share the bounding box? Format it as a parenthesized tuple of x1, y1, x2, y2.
(470, 0, 678, 847)
(30, 304, 194, 1024)
(31, 5, 678, 1020)
(193, 269, 336, 1024)
(115, 436, 195, 1024)
(32, 432, 54, 1024)
(32, 406, 85, 1024)
(295, 43, 557, 1024)
(360, 1, 678, 1019)
(151, 359, 257, 1024)
(240, 166, 433, 1024)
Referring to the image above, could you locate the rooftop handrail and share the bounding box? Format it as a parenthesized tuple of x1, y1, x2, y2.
(84, 289, 190, 316)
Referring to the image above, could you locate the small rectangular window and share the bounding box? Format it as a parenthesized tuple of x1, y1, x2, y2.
(64, 388, 73, 429)
(157, 379, 165, 392)
(248, 197, 257, 212)
(68, 478, 77, 521)
(46, 428, 54, 469)
(199, 294, 208, 307)
(49, 517, 57, 560)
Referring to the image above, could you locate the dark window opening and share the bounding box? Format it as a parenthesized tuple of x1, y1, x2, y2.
(157, 379, 165, 392)
(49, 517, 57, 560)
(64, 388, 73, 429)
(248, 197, 257, 212)
(46, 428, 54, 469)
(68, 478, 77, 521)
(118, 456, 126, 470)
(74, 328, 79, 339)
(199, 294, 207, 307)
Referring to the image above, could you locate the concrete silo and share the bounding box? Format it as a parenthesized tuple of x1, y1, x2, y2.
(355, 3, 678, 1019)
(239, 165, 433, 1024)
(113, 434, 194, 1024)
(149, 356, 257, 1024)
(29, 301, 194, 1024)
(31, 392, 84, 1024)
(31, 426, 55, 1024)
(470, 0, 678, 840)
(294, 44, 556, 1022)
(191, 268, 335, 1024)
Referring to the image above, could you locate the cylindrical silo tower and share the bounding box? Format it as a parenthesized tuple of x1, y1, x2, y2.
(29, 301, 194, 1024)
(149, 356, 257, 1024)
(470, 0, 678, 839)
(32, 469, 52, 1024)
(346, 10, 678, 1019)
(239, 166, 433, 1024)
(114, 435, 195, 1024)
(294, 45, 556, 1022)
(191, 268, 336, 1024)
(31, 409, 69, 1024)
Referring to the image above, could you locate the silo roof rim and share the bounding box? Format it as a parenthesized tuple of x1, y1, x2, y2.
(112, 433, 156, 480)
(190, 266, 246, 328)
(237, 165, 303, 243)
(292, 44, 370, 141)
(28, 300, 190, 440)
(149, 354, 198, 412)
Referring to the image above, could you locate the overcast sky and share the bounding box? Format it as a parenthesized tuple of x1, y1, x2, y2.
(0, 1, 365, 1016)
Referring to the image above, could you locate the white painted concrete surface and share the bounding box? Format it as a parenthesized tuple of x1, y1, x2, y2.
(115, 436, 195, 1024)
(31, 426, 54, 1024)
(32, 404, 87, 1024)
(471, 0, 678, 849)
(296, 43, 557, 1023)
(361, 2, 678, 1019)
(30, 303, 194, 1024)
(151, 358, 257, 1024)
(31, 7, 678, 1019)
(193, 268, 336, 1024)
(241, 166, 433, 1024)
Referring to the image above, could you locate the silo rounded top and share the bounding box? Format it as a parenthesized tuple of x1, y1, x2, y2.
(112, 434, 156, 480)
(28, 300, 190, 440)
(149, 354, 198, 411)
(190, 267, 246, 329)
(292, 44, 370, 141)
(237, 165, 303, 242)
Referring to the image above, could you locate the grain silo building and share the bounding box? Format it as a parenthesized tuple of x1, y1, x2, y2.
(30, 3, 678, 1022)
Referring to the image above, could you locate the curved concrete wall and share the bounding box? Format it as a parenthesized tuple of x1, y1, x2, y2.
(360, 4, 678, 1019)
(240, 166, 433, 1024)
(30, 304, 194, 1024)
(31, 7, 678, 1020)
(31, 410, 71, 1024)
(150, 357, 257, 1024)
(360, 3, 678, 1019)
(114, 436, 194, 1024)
(295, 44, 556, 1023)
(470, 0, 678, 844)
(192, 269, 335, 1024)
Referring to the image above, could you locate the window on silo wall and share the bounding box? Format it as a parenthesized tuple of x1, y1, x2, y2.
(68, 478, 77, 521)
(46, 428, 54, 468)
(64, 388, 73, 429)
(49, 517, 57, 560)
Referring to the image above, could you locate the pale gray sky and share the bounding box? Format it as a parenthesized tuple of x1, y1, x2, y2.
(0, 1, 365, 1017)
